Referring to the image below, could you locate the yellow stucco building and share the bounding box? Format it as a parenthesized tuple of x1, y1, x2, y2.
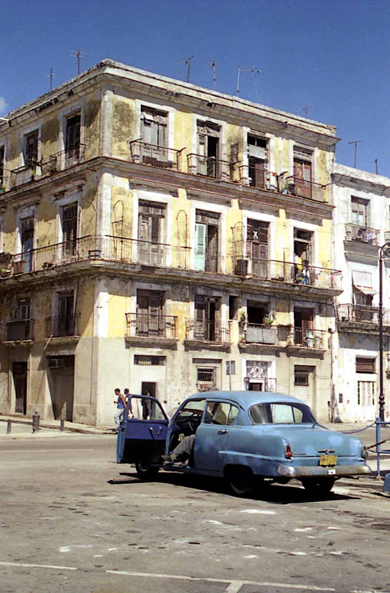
(0, 60, 340, 425)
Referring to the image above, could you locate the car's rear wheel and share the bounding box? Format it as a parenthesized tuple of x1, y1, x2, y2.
(301, 477, 335, 495)
(135, 462, 159, 481)
(226, 466, 254, 497)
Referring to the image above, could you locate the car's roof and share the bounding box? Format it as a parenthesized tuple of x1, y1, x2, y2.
(186, 391, 306, 409)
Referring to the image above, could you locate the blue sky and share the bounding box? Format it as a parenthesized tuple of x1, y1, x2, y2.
(1, 0, 389, 176)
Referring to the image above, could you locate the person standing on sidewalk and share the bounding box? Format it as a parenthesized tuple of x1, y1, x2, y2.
(114, 388, 126, 428)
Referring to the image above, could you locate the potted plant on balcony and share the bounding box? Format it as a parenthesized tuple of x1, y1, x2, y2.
(0, 184, 5, 195)
(264, 313, 275, 326)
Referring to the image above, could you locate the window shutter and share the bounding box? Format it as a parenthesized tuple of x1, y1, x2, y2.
(195, 223, 207, 270)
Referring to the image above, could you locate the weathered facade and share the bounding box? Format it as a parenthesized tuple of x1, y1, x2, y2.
(333, 164, 390, 421)
(0, 60, 340, 425)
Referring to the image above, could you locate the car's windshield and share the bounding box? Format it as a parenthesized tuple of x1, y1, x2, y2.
(249, 402, 315, 424)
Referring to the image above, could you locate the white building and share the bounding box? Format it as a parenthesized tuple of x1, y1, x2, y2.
(333, 164, 390, 421)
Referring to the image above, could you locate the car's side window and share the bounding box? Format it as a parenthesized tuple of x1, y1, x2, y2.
(204, 402, 237, 426)
(178, 399, 206, 418)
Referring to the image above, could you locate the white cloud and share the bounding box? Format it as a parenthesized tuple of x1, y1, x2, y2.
(0, 97, 8, 115)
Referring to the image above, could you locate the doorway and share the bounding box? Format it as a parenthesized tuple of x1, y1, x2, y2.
(47, 356, 75, 421)
(13, 362, 27, 414)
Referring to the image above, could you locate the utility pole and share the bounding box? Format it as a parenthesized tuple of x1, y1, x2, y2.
(236, 66, 262, 96)
(211, 61, 216, 91)
(375, 158, 379, 175)
(185, 55, 194, 83)
(348, 140, 362, 169)
(71, 49, 85, 75)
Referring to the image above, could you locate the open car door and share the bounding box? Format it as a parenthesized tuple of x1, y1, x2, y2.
(116, 395, 169, 464)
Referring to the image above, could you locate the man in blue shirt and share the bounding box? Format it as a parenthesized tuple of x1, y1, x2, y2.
(114, 388, 126, 428)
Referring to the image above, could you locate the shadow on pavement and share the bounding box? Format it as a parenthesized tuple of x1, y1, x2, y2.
(107, 470, 358, 504)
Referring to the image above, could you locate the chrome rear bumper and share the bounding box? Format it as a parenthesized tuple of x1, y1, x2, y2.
(277, 464, 372, 479)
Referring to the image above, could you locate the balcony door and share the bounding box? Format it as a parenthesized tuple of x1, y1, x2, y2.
(195, 210, 219, 272)
(137, 290, 164, 337)
(197, 122, 220, 177)
(141, 108, 167, 165)
(56, 292, 75, 337)
(294, 308, 313, 346)
(293, 151, 312, 198)
(20, 217, 34, 272)
(24, 131, 38, 167)
(65, 114, 81, 166)
(138, 201, 165, 265)
(195, 295, 220, 341)
(62, 203, 78, 256)
(246, 219, 268, 278)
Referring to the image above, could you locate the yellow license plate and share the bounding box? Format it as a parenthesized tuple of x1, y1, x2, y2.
(319, 454, 337, 467)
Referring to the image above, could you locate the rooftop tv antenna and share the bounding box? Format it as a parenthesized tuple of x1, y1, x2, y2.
(71, 49, 85, 75)
(236, 66, 262, 96)
(185, 55, 194, 83)
(47, 68, 55, 90)
(211, 61, 216, 91)
(303, 105, 314, 118)
(348, 140, 362, 168)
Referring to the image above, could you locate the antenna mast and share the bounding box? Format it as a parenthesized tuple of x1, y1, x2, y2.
(211, 61, 216, 91)
(71, 49, 85, 75)
(47, 68, 55, 90)
(185, 55, 194, 83)
(348, 140, 362, 169)
(236, 66, 262, 96)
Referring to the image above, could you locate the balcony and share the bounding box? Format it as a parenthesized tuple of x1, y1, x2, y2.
(187, 154, 233, 181)
(233, 257, 342, 291)
(5, 319, 34, 341)
(239, 163, 268, 189)
(345, 224, 379, 246)
(10, 163, 42, 188)
(284, 176, 325, 201)
(185, 319, 231, 344)
(243, 324, 288, 345)
(337, 304, 390, 326)
(45, 314, 79, 338)
(41, 144, 86, 175)
(290, 328, 327, 349)
(129, 140, 184, 171)
(125, 313, 177, 340)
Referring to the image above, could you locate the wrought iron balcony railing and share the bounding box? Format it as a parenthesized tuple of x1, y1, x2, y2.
(129, 140, 184, 171)
(125, 313, 177, 339)
(186, 154, 233, 181)
(41, 144, 86, 175)
(5, 319, 35, 341)
(291, 328, 327, 349)
(238, 163, 268, 189)
(284, 176, 325, 201)
(345, 224, 379, 245)
(10, 163, 42, 188)
(0, 236, 341, 293)
(337, 304, 390, 325)
(233, 256, 342, 290)
(185, 319, 232, 343)
(45, 314, 79, 338)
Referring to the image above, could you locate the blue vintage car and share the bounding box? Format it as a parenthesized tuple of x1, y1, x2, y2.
(116, 391, 371, 497)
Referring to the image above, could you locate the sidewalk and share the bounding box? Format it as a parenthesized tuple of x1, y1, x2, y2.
(0, 414, 114, 436)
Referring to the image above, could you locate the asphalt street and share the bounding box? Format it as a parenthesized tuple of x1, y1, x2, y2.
(1, 433, 390, 593)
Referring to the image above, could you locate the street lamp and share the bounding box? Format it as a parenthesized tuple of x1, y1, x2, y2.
(378, 242, 390, 421)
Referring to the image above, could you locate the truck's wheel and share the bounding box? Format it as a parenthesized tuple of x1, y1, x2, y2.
(135, 462, 159, 481)
(227, 466, 254, 497)
(301, 477, 335, 495)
